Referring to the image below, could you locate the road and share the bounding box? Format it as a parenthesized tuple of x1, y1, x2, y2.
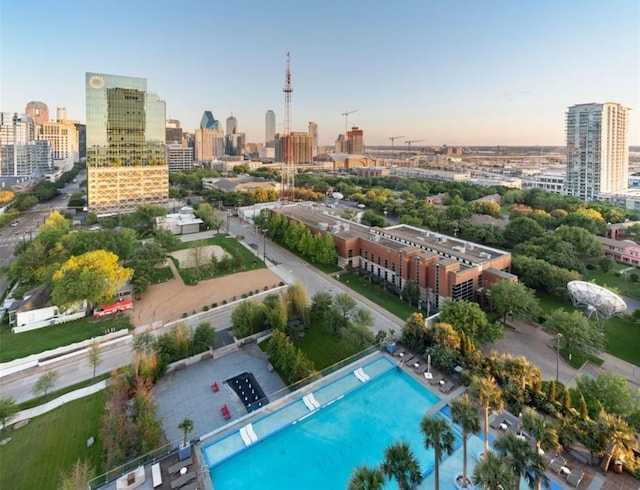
(0, 214, 402, 403)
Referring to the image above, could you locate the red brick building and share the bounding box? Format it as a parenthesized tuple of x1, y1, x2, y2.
(276, 204, 516, 311)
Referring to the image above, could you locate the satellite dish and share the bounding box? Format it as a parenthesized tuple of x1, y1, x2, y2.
(332, 192, 344, 200)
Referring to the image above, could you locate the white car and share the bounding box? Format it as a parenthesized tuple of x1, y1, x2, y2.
(10, 221, 18, 227)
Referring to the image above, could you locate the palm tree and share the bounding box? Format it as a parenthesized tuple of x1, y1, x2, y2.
(597, 411, 636, 472)
(420, 415, 455, 490)
(450, 394, 481, 489)
(178, 418, 194, 447)
(494, 433, 548, 490)
(470, 375, 504, 456)
(381, 441, 422, 490)
(472, 451, 512, 490)
(347, 465, 385, 490)
(520, 407, 559, 490)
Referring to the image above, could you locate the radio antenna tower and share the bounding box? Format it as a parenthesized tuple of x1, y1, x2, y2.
(281, 52, 294, 203)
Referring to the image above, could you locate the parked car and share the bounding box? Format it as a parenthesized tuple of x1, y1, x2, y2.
(10, 221, 18, 227)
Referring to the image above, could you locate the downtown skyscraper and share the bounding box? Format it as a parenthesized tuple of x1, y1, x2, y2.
(85, 72, 168, 213)
(565, 102, 629, 202)
(265, 110, 276, 147)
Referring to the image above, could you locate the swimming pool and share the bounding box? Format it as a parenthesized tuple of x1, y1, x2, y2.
(202, 356, 565, 490)
(204, 356, 451, 489)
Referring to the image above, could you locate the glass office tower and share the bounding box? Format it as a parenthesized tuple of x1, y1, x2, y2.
(86, 72, 168, 213)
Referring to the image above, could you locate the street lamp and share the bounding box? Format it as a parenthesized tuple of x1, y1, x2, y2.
(556, 333, 563, 382)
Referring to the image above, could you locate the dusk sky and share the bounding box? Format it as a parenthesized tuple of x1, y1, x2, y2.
(2, 0, 638, 146)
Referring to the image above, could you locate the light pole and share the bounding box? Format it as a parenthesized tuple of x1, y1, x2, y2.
(556, 333, 563, 382)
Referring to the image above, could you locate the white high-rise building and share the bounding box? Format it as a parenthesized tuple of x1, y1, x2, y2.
(265, 110, 275, 147)
(565, 102, 629, 201)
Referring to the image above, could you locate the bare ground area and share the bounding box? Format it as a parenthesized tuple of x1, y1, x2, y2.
(128, 260, 282, 326)
(170, 245, 230, 268)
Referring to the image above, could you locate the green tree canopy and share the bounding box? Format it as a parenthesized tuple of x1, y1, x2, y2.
(489, 280, 539, 324)
(544, 309, 605, 356)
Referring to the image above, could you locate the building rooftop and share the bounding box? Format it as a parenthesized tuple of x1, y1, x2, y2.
(277, 203, 510, 268)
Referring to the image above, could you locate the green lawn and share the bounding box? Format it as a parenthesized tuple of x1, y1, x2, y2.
(335, 271, 419, 321)
(17, 373, 110, 411)
(582, 262, 640, 300)
(0, 314, 132, 363)
(0, 391, 105, 490)
(294, 323, 364, 371)
(148, 265, 173, 283)
(171, 235, 266, 285)
(536, 292, 639, 367)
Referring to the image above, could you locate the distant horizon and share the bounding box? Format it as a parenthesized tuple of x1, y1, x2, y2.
(2, 1, 638, 146)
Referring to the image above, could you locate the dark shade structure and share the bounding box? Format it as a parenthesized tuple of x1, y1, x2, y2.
(226, 372, 268, 413)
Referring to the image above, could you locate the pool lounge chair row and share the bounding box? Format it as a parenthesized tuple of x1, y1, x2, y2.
(566, 469, 584, 488)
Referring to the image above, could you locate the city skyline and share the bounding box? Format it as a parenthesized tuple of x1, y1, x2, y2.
(2, 0, 638, 146)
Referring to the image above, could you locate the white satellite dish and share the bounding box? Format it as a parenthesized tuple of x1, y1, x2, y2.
(332, 192, 344, 200)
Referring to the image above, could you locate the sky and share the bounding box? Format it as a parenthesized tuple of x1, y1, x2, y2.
(1, 0, 639, 147)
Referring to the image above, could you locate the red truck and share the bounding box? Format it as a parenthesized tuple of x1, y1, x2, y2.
(93, 298, 133, 318)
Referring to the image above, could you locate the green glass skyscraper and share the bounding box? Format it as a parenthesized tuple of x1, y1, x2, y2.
(86, 72, 168, 213)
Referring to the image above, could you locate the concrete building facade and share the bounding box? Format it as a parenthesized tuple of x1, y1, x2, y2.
(25, 101, 49, 124)
(565, 102, 629, 201)
(167, 143, 195, 172)
(85, 72, 168, 213)
(0, 112, 53, 177)
(347, 126, 364, 154)
(275, 132, 312, 164)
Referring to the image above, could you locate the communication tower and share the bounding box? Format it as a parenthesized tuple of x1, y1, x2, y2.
(281, 52, 294, 202)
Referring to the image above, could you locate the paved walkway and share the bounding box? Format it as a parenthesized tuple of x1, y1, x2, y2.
(505, 319, 640, 389)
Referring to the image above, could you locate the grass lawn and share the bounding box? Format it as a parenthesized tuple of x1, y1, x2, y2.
(294, 323, 364, 371)
(0, 391, 105, 490)
(170, 235, 266, 285)
(582, 262, 640, 300)
(536, 292, 639, 367)
(17, 373, 110, 411)
(149, 265, 173, 283)
(335, 271, 419, 321)
(0, 314, 132, 363)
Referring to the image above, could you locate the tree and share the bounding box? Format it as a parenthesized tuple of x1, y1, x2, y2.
(192, 322, 216, 354)
(178, 418, 194, 447)
(420, 415, 455, 490)
(87, 340, 102, 380)
(470, 375, 504, 456)
(494, 433, 547, 490)
(333, 293, 358, 327)
(402, 280, 420, 306)
(286, 283, 309, 324)
(33, 371, 59, 399)
(438, 300, 502, 346)
(597, 411, 636, 472)
(0, 397, 18, 430)
(381, 441, 422, 490)
(347, 465, 385, 490)
(51, 250, 133, 310)
(472, 450, 512, 490)
(195, 202, 217, 230)
(504, 217, 544, 245)
(576, 371, 640, 418)
(132, 332, 155, 353)
(231, 301, 267, 337)
(520, 408, 559, 490)
(450, 394, 481, 489)
(489, 280, 539, 324)
(58, 459, 94, 490)
(598, 256, 615, 273)
(545, 310, 605, 356)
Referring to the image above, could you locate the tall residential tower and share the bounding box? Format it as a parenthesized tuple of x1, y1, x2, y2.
(565, 102, 629, 201)
(86, 72, 168, 213)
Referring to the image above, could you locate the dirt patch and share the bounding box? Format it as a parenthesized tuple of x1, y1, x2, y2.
(128, 261, 282, 326)
(171, 245, 230, 268)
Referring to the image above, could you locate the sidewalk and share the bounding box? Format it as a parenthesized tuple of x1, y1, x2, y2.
(506, 319, 640, 388)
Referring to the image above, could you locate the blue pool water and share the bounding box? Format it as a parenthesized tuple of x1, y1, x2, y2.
(208, 366, 447, 489)
(205, 359, 566, 490)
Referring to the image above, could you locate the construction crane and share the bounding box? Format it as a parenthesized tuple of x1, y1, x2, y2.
(389, 136, 405, 158)
(405, 139, 425, 152)
(341, 109, 358, 135)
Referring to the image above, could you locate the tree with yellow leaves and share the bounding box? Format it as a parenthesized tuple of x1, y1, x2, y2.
(52, 250, 132, 310)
